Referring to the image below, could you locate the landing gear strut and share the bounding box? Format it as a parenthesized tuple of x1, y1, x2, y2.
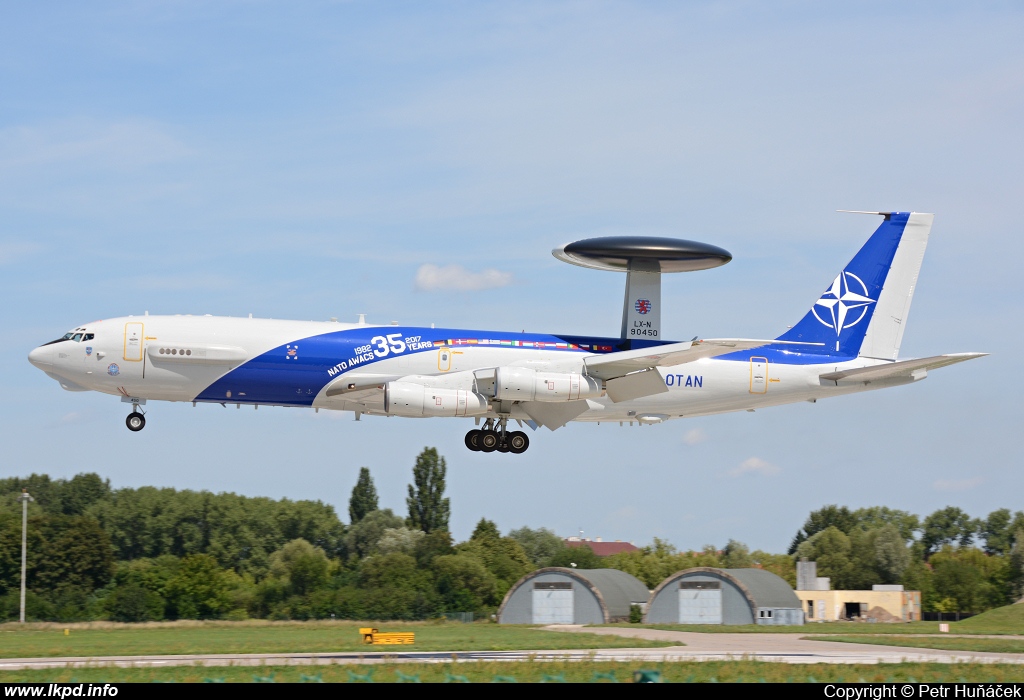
(125, 406, 146, 432)
(464, 417, 529, 454)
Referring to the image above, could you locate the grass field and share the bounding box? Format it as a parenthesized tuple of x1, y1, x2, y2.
(1, 660, 1022, 683)
(804, 635, 1024, 654)
(0, 621, 672, 659)
(956, 605, 1024, 635)
(620, 602, 1024, 636)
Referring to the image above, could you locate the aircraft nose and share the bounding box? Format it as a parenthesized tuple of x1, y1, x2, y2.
(28, 345, 52, 370)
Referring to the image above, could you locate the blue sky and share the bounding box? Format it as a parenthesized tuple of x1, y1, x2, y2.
(2, 2, 1021, 551)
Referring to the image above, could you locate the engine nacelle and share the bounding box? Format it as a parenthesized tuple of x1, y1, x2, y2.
(384, 382, 491, 418)
(493, 367, 602, 402)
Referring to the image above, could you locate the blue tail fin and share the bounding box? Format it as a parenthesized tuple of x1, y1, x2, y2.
(776, 212, 916, 357)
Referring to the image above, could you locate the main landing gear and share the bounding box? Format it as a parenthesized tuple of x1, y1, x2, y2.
(465, 417, 529, 454)
(125, 406, 146, 432)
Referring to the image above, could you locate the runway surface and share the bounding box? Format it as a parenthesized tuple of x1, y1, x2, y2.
(0, 626, 1021, 671)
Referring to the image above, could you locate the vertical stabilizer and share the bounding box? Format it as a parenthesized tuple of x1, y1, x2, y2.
(776, 212, 929, 357)
(857, 213, 932, 360)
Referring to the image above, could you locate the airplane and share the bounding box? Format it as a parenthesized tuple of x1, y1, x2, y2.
(27, 211, 984, 454)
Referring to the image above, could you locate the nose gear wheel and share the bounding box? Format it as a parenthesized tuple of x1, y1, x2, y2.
(126, 412, 146, 432)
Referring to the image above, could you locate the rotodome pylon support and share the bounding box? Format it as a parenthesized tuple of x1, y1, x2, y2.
(552, 236, 733, 345)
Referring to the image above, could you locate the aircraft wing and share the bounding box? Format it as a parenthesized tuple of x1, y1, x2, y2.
(819, 353, 987, 383)
(585, 338, 814, 381)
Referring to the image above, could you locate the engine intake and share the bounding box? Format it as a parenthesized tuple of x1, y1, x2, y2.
(493, 367, 602, 402)
(384, 382, 491, 418)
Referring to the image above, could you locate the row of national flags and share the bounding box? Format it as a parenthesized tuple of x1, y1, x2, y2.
(432, 338, 613, 352)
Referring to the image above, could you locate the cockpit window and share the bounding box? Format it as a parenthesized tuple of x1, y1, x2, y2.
(42, 332, 76, 346)
(83, 333, 95, 341)
(71, 333, 83, 342)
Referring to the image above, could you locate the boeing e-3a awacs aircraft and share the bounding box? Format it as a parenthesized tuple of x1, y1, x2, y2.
(27, 211, 984, 454)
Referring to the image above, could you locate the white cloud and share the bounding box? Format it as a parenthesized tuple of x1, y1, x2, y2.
(728, 457, 780, 478)
(933, 477, 984, 492)
(682, 428, 708, 445)
(414, 263, 513, 292)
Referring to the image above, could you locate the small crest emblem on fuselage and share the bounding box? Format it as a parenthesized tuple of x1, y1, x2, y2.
(85, 347, 93, 356)
(107, 363, 120, 376)
(634, 299, 652, 315)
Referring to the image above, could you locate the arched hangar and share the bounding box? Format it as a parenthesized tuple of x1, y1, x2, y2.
(645, 567, 804, 626)
(497, 568, 650, 624)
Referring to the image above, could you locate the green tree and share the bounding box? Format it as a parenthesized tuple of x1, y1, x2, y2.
(0, 473, 111, 516)
(980, 509, 1024, 556)
(508, 526, 566, 567)
(357, 552, 438, 619)
(0, 513, 115, 599)
(722, 539, 752, 568)
(929, 548, 987, 612)
(788, 505, 857, 554)
(547, 543, 604, 571)
(604, 539, 706, 588)
(377, 527, 425, 555)
(413, 529, 454, 568)
(163, 554, 238, 619)
(344, 508, 405, 559)
(90, 486, 345, 575)
(1008, 528, 1024, 602)
(921, 507, 978, 554)
(104, 557, 180, 622)
(796, 526, 854, 588)
(268, 539, 330, 596)
(873, 523, 911, 584)
(852, 507, 919, 542)
(750, 551, 796, 587)
(406, 448, 450, 533)
(348, 467, 378, 524)
(456, 519, 533, 594)
(106, 583, 166, 622)
(432, 554, 499, 612)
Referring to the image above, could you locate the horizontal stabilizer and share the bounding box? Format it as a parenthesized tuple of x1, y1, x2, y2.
(585, 338, 820, 381)
(819, 353, 987, 383)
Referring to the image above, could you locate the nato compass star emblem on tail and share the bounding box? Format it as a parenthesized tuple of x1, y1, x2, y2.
(286, 345, 299, 360)
(812, 270, 875, 343)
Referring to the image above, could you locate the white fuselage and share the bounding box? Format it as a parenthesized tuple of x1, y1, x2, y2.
(27, 314, 912, 426)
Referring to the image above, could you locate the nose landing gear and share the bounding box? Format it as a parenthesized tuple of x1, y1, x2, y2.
(125, 399, 147, 431)
(464, 417, 530, 454)
(124, 399, 146, 432)
(126, 410, 146, 432)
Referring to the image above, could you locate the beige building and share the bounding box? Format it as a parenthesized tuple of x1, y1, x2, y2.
(795, 560, 920, 622)
(794, 588, 921, 622)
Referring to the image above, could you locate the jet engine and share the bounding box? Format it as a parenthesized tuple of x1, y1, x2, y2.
(384, 382, 491, 418)
(493, 367, 602, 402)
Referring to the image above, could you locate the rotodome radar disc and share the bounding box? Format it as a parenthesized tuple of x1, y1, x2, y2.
(552, 236, 732, 273)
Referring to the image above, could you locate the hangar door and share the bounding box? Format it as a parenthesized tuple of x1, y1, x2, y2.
(678, 581, 722, 624)
(532, 582, 574, 624)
